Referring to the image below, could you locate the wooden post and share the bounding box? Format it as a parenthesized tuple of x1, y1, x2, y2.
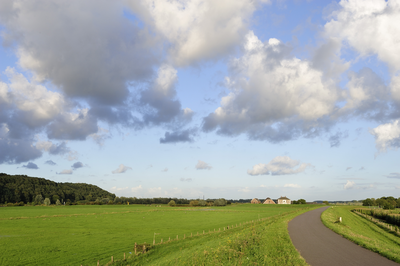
(143, 242, 146, 253)
(184, 234, 185, 239)
(97, 260, 99, 266)
(161, 238, 163, 243)
(124, 253, 126, 260)
(135, 243, 137, 255)
(111, 256, 113, 262)
(219, 228, 220, 232)
(214, 228, 215, 232)
(176, 235, 178, 240)
(169, 236, 171, 241)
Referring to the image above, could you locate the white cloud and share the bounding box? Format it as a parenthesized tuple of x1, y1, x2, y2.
(370, 120, 400, 153)
(131, 0, 268, 66)
(112, 164, 132, 174)
(147, 187, 162, 197)
(111, 186, 129, 191)
(247, 156, 311, 176)
(195, 160, 212, 170)
(344, 180, 355, 190)
(325, 0, 400, 72)
(284, 184, 301, 188)
(58, 169, 72, 175)
(203, 32, 340, 142)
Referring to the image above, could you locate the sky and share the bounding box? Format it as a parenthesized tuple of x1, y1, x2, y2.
(1, 0, 400, 201)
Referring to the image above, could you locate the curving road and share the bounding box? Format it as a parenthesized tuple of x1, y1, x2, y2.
(288, 207, 399, 266)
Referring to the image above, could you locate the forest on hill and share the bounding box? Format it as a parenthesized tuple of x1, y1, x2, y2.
(0, 173, 115, 204)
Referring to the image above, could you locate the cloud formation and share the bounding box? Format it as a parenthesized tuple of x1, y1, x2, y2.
(195, 160, 212, 170)
(343, 180, 355, 190)
(71, 162, 84, 170)
(386, 173, 400, 179)
(370, 120, 400, 153)
(22, 162, 39, 169)
(58, 169, 73, 175)
(112, 164, 132, 174)
(284, 184, 301, 188)
(248, 156, 310, 176)
(202, 32, 340, 142)
(160, 128, 196, 144)
(44, 160, 56, 166)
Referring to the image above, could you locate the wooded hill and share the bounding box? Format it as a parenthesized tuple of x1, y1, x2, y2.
(0, 173, 115, 204)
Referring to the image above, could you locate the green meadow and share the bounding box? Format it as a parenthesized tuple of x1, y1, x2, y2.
(321, 206, 400, 263)
(0, 204, 319, 265)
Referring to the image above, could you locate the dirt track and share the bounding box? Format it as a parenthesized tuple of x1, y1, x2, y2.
(288, 206, 399, 266)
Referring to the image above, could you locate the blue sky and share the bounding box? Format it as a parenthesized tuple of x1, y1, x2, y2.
(1, 0, 400, 201)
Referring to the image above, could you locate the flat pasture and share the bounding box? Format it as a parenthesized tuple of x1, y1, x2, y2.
(0, 204, 315, 265)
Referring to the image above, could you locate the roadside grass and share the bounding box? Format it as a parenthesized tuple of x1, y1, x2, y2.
(0, 204, 316, 265)
(108, 206, 320, 266)
(321, 206, 400, 263)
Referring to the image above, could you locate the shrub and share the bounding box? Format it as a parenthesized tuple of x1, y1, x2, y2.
(198, 199, 206, 206)
(34, 194, 44, 205)
(214, 198, 227, 206)
(168, 200, 176, 206)
(44, 198, 51, 206)
(56, 199, 61, 206)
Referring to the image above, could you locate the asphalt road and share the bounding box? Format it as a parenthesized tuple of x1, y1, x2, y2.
(288, 206, 399, 266)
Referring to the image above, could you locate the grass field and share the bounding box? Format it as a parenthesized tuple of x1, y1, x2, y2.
(0, 204, 319, 265)
(321, 206, 400, 263)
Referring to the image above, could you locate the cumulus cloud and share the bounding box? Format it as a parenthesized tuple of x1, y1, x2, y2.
(0, 136, 42, 164)
(344, 180, 355, 189)
(325, 0, 400, 72)
(45, 160, 56, 166)
(22, 162, 39, 169)
(160, 128, 196, 144)
(202, 32, 340, 142)
(138, 65, 193, 127)
(36, 141, 71, 155)
(284, 184, 301, 188)
(370, 120, 400, 153)
(130, 0, 268, 66)
(58, 169, 73, 175)
(247, 156, 311, 176)
(112, 164, 132, 174)
(71, 162, 84, 170)
(195, 160, 212, 170)
(386, 173, 400, 179)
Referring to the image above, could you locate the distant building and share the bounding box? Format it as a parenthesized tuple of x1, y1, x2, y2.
(278, 196, 291, 204)
(251, 198, 261, 204)
(263, 197, 276, 204)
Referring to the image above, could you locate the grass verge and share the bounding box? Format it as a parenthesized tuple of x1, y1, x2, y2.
(321, 206, 400, 263)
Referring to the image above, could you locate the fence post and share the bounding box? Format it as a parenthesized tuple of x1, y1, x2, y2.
(161, 238, 163, 243)
(143, 242, 146, 253)
(111, 256, 113, 262)
(177, 235, 178, 240)
(97, 260, 99, 266)
(169, 236, 170, 242)
(135, 243, 137, 255)
(184, 234, 185, 239)
(124, 253, 126, 260)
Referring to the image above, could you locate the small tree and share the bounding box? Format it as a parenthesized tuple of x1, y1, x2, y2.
(34, 194, 44, 205)
(298, 199, 306, 204)
(56, 199, 61, 206)
(168, 200, 176, 206)
(214, 198, 227, 206)
(198, 199, 206, 206)
(44, 198, 51, 206)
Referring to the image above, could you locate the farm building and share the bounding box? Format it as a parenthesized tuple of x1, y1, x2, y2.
(263, 197, 276, 204)
(278, 196, 291, 204)
(251, 198, 261, 204)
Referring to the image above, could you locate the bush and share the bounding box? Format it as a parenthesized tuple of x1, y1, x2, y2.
(44, 198, 51, 206)
(198, 200, 206, 206)
(214, 198, 227, 206)
(34, 194, 44, 205)
(168, 200, 176, 206)
(56, 199, 61, 206)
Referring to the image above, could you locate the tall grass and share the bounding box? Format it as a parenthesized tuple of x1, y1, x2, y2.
(354, 208, 400, 226)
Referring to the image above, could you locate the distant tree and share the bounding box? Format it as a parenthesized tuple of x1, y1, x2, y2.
(323, 201, 329, 205)
(34, 194, 44, 205)
(226, 201, 232, 205)
(298, 199, 306, 204)
(198, 200, 206, 206)
(168, 200, 176, 206)
(190, 200, 199, 206)
(101, 198, 110, 204)
(44, 198, 51, 206)
(214, 198, 227, 206)
(362, 198, 374, 206)
(56, 199, 61, 206)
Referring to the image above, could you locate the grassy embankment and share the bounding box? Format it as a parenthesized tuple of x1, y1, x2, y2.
(0, 204, 319, 266)
(321, 206, 400, 263)
(111, 205, 320, 266)
(0, 204, 318, 265)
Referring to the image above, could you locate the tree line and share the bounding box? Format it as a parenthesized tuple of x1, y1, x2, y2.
(362, 196, 400, 209)
(0, 173, 115, 204)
